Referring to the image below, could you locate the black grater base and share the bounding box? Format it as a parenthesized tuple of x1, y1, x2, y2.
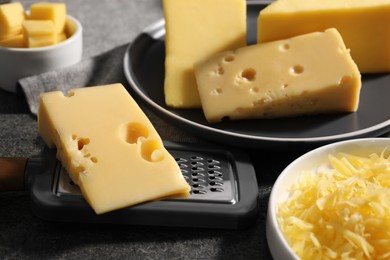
(26, 141, 260, 229)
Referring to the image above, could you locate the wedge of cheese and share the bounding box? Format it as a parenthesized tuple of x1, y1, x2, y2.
(163, 0, 247, 108)
(194, 29, 361, 123)
(38, 84, 190, 214)
(0, 2, 25, 40)
(257, 0, 390, 73)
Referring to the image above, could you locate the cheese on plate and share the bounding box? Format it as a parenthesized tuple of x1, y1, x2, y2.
(194, 28, 361, 123)
(257, 0, 390, 73)
(163, 0, 247, 108)
(38, 84, 190, 214)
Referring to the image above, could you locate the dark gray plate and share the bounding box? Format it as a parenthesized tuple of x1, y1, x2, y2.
(123, 1, 390, 150)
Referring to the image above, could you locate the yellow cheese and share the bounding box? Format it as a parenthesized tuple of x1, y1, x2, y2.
(22, 20, 57, 48)
(277, 150, 390, 259)
(0, 2, 25, 39)
(163, 0, 247, 108)
(38, 84, 190, 214)
(257, 0, 390, 73)
(57, 32, 67, 43)
(29, 2, 66, 34)
(0, 34, 24, 48)
(194, 28, 361, 123)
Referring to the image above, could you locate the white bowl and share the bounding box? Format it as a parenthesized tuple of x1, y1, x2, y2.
(266, 138, 390, 259)
(0, 15, 82, 93)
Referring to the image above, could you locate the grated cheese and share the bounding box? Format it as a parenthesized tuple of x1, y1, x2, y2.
(277, 149, 390, 259)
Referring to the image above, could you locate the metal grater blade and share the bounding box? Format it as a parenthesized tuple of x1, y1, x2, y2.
(54, 149, 237, 204)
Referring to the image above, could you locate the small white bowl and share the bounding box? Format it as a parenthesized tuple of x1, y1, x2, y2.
(266, 138, 390, 259)
(0, 15, 82, 93)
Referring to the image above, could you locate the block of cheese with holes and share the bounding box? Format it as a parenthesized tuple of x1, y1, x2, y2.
(38, 84, 190, 214)
(194, 28, 361, 123)
(163, 0, 246, 108)
(257, 0, 390, 73)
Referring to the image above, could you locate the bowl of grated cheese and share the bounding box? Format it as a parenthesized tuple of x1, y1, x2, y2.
(267, 138, 390, 260)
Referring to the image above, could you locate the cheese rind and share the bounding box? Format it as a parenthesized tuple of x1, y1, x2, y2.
(163, 0, 247, 108)
(257, 0, 390, 73)
(194, 29, 361, 123)
(38, 84, 190, 214)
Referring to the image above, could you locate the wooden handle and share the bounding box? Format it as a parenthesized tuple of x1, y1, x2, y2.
(0, 157, 28, 191)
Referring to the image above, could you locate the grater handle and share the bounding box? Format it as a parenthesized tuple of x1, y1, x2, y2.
(0, 157, 28, 191)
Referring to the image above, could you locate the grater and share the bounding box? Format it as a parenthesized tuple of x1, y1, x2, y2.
(26, 141, 259, 229)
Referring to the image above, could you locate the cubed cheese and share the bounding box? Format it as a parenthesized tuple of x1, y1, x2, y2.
(163, 0, 247, 108)
(194, 28, 361, 123)
(22, 20, 57, 48)
(0, 34, 24, 48)
(38, 84, 190, 214)
(257, 0, 390, 73)
(29, 2, 66, 34)
(0, 2, 25, 39)
(57, 32, 67, 43)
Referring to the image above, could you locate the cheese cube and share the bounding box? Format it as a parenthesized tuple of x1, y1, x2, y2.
(23, 20, 57, 48)
(163, 0, 247, 108)
(0, 34, 24, 48)
(57, 32, 67, 43)
(29, 2, 66, 34)
(0, 2, 25, 39)
(38, 84, 190, 214)
(257, 0, 390, 73)
(194, 29, 361, 123)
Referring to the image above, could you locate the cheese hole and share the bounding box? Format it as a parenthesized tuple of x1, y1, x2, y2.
(77, 138, 90, 150)
(141, 139, 164, 162)
(281, 83, 289, 89)
(75, 165, 86, 173)
(291, 65, 304, 75)
(280, 43, 290, 51)
(250, 86, 259, 93)
(71, 159, 86, 174)
(253, 98, 266, 106)
(224, 55, 235, 62)
(339, 75, 352, 87)
(211, 88, 222, 96)
(90, 157, 98, 163)
(66, 91, 75, 97)
(122, 122, 149, 144)
(151, 150, 164, 162)
(241, 68, 256, 81)
(217, 65, 224, 75)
